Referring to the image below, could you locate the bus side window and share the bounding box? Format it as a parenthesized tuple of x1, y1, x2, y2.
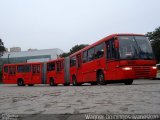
(24, 65, 31, 72)
(70, 57, 76, 67)
(17, 65, 24, 73)
(95, 43, 104, 59)
(88, 48, 95, 61)
(77, 54, 82, 68)
(47, 62, 55, 71)
(83, 51, 88, 63)
(4, 66, 8, 73)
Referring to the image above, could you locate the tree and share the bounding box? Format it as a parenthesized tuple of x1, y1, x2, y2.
(0, 39, 6, 57)
(146, 27, 160, 63)
(60, 44, 89, 57)
(69, 44, 89, 54)
(59, 52, 70, 58)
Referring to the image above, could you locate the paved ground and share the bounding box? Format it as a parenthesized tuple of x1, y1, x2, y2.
(0, 79, 160, 115)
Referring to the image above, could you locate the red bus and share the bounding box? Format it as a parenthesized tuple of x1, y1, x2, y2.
(69, 34, 157, 85)
(2, 62, 45, 86)
(2, 34, 157, 86)
(46, 58, 70, 86)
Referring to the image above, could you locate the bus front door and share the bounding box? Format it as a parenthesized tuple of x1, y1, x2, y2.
(106, 39, 119, 80)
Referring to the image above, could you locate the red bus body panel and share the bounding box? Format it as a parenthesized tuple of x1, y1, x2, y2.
(108, 60, 157, 80)
(46, 58, 65, 85)
(2, 33, 157, 86)
(69, 33, 157, 84)
(3, 62, 43, 84)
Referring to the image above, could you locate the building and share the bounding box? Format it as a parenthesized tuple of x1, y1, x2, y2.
(5, 48, 8, 52)
(28, 48, 38, 51)
(10, 47, 21, 52)
(0, 48, 63, 69)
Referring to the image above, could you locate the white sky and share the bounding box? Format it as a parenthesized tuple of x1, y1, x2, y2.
(0, 0, 160, 52)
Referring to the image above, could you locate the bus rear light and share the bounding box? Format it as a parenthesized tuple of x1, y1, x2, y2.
(122, 67, 132, 70)
(152, 66, 157, 69)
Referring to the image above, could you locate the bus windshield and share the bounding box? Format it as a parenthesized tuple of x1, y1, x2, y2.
(118, 36, 154, 60)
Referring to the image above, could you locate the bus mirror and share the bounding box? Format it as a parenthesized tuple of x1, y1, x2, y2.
(115, 40, 119, 48)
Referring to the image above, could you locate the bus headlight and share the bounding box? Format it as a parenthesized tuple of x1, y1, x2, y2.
(152, 66, 157, 69)
(122, 67, 132, 70)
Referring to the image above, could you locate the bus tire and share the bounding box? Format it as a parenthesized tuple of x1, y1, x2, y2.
(28, 84, 34, 86)
(124, 79, 133, 85)
(50, 78, 56, 86)
(97, 71, 106, 85)
(17, 79, 25, 86)
(72, 75, 78, 86)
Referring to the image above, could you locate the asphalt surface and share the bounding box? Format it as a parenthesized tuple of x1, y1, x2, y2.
(0, 79, 160, 115)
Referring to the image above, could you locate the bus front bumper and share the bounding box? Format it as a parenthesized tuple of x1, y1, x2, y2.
(119, 66, 157, 80)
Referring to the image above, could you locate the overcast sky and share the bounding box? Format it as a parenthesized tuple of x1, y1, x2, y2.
(0, 0, 160, 52)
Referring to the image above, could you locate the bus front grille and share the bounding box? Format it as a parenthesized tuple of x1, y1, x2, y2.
(133, 66, 150, 78)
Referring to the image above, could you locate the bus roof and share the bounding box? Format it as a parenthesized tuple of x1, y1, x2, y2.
(47, 58, 64, 63)
(3, 62, 43, 66)
(70, 33, 144, 57)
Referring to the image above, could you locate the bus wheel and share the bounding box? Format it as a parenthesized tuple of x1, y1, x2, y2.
(17, 79, 25, 86)
(97, 71, 106, 85)
(72, 76, 78, 86)
(50, 78, 56, 86)
(28, 84, 34, 86)
(124, 79, 133, 85)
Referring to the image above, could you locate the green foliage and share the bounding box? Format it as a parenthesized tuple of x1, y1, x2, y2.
(69, 44, 89, 54)
(59, 52, 70, 58)
(146, 27, 160, 63)
(0, 39, 6, 57)
(60, 44, 89, 57)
